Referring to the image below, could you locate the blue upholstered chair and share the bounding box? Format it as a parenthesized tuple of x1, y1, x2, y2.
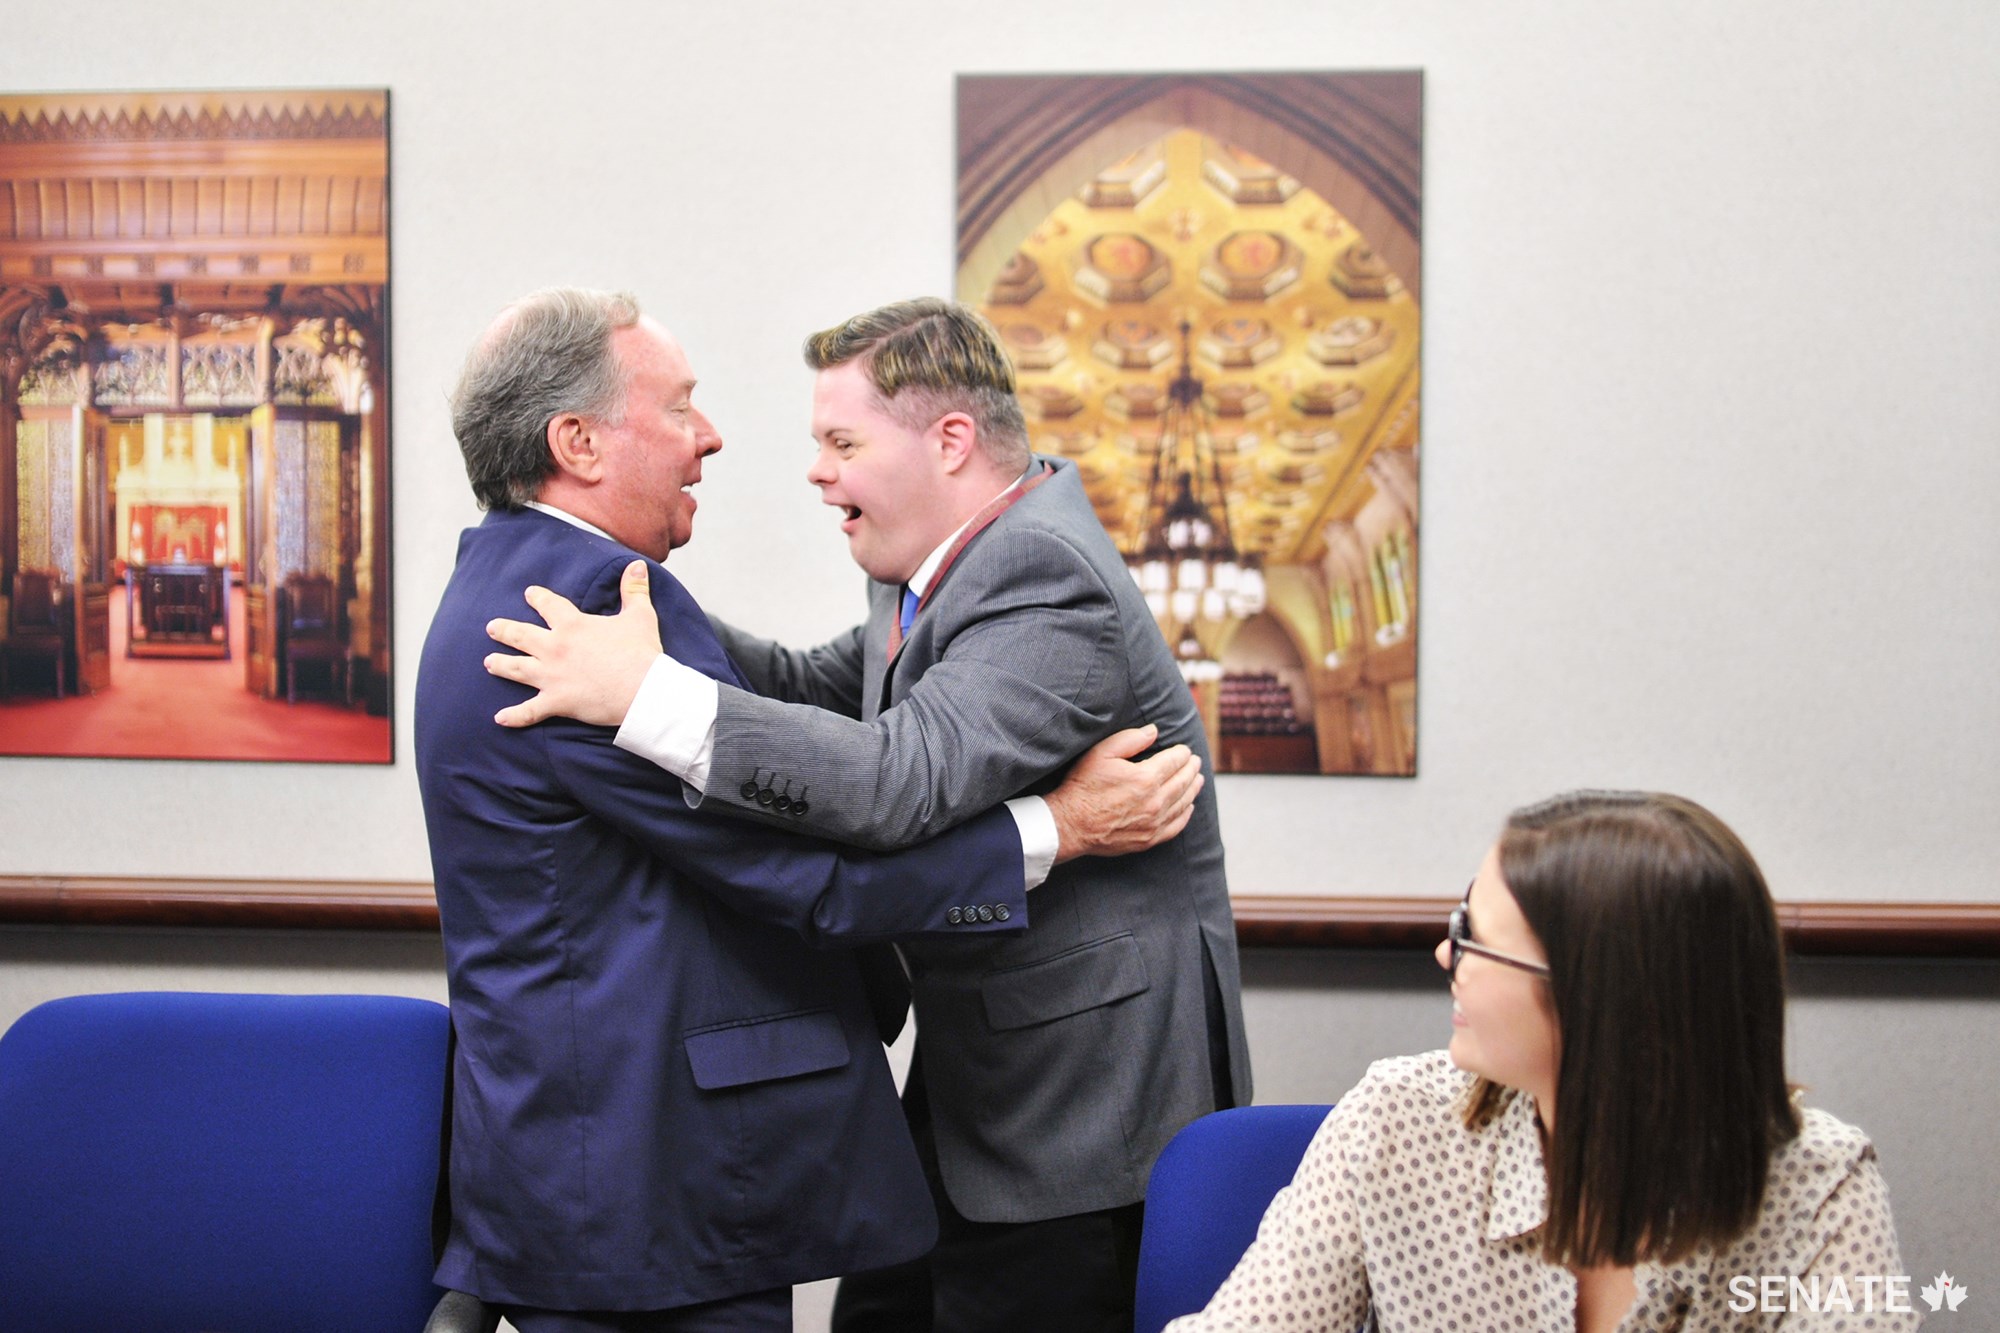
(1134, 1103, 1335, 1333)
(0, 991, 459, 1333)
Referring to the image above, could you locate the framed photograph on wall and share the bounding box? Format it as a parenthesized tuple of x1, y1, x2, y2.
(958, 73, 1421, 775)
(0, 88, 392, 763)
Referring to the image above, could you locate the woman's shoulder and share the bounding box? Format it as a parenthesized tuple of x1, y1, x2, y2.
(1772, 1104, 1877, 1188)
(1711, 1104, 1894, 1276)
(1307, 1052, 1496, 1184)
(1730, 1106, 1879, 1250)
(1339, 1049, 1480, 1119)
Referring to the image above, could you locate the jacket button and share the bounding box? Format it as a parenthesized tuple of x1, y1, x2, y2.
(994, 904, 1011, 922)
(756, 786, 776, 806)
(977, 905, 995, 923)
(947, 907, 964, 925)
(791, 800, 809, 816)
(774, 795, 792, 813)
(740, 779, 760, 801)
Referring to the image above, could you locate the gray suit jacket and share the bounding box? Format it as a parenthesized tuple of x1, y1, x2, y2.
(702, 456, 1251, 1223)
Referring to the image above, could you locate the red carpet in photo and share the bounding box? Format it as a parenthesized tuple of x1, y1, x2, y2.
(0, 586, 391, 763)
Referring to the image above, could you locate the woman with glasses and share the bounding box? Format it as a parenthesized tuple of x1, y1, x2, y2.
(1166, 790, 1914, 1332)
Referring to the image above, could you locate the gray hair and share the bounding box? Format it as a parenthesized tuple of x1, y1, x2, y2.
(449, 287, 642, 509)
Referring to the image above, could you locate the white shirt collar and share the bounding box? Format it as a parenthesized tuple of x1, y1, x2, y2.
(907, 463, 1036, 597)
(1481, 1088, 1551, 1242)
(525, 500, 617, 544)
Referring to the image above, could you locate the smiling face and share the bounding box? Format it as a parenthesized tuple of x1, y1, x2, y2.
(1436, 843, 1561, 1118)
(805, 359, 964, 585)
(587, 317, 722, 561)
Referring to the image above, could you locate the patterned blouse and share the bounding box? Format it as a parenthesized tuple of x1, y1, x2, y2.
(1165, 1051, 1915, 1332)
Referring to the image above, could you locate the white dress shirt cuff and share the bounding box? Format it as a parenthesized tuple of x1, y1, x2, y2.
(617, 654, 1053, 893)
(1006, 796, 1058, 891)
(614, 654, 718, 792)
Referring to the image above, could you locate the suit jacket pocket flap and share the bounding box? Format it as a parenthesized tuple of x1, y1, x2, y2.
(684, 1009, 850, 1090)
(981, 932, 1150, 1032)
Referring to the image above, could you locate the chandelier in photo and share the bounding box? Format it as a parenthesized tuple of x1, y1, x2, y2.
(1127, 320, 1267, 682)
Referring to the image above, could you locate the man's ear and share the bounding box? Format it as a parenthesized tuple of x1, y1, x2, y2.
(933, 410, 979, 474)
(547, 412, 603, 483)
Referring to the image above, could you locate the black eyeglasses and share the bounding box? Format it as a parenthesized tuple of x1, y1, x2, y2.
(1447, 887, 1550, 979)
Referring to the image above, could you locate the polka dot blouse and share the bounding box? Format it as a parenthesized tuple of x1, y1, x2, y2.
(1165, 1051, 1915, 1332)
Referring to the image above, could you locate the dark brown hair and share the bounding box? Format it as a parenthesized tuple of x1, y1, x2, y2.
(1468, 790, 1800, 1266)
(802, 297, 1030, 471)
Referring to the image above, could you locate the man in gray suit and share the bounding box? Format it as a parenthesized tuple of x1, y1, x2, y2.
(486, 299, 1250, 1333)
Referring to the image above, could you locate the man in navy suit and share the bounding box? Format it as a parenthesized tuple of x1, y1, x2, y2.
(415, 288, 1202, 1332)
(482, 300, 1245, 1333)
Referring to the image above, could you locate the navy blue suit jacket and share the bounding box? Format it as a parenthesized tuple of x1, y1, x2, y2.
(414, 506, 1026, 1311)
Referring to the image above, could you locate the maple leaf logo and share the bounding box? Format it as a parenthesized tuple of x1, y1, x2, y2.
(1920, 1271, 1969, 1313)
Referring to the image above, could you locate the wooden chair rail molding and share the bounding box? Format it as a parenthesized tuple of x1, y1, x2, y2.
(1225, 895, 2000, 957)
(2, 877, 1997, 958)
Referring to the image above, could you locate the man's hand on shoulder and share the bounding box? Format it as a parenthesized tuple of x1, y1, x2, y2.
(485, 559, 663, 728)
(1046, 724, 1204, 863)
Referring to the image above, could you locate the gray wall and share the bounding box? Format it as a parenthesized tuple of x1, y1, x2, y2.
(2, 1, 1995, 1327)
(2, 929, 1989, 1330)
(3, 0, 1997, 905)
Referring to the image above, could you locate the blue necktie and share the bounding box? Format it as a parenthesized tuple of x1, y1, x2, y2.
(899, 586, 920, 637)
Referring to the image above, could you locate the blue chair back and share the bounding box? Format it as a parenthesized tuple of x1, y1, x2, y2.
(1134, 1103, 1334, 1333)
(0, 991, 452, 1333)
